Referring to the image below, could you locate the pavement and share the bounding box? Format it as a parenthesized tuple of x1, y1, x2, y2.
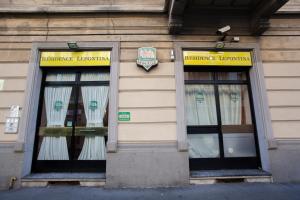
(0, 183, 300, 200)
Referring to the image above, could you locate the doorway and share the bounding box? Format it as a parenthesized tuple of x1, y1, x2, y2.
(184, 68, 261, 170)
(32, 69, 110, 172)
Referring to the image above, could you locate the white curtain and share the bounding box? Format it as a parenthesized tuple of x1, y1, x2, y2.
(78, 86, 109, 160)
(185, 85, 219, 158)
(219, 85, 256, 157)
(185, 85, 217, 126)
(219, 85, 242, 125)
(37, 87, 72, 160)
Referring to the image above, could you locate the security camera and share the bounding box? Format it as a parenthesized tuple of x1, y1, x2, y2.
(216, 25, 231, 35)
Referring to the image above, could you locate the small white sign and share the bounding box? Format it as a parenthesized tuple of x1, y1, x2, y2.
(0, 79, 4, 91)
(9, 105, 20, 117)
(5, 117, 19, 133)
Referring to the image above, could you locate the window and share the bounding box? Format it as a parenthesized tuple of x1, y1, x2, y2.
(33, 70, 109, 172)
(184, 69, 260, 170)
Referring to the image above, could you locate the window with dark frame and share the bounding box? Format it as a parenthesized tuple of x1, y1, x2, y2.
(32, 69, 110, 173)
(184, 68, 261, 170)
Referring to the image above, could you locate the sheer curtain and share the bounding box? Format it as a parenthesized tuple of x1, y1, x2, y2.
(37, 87, 72, 160)
(78, 85, 109, 160)
(219, 85, 256, 157)
(185, 85, 219, 158)
(219, 85, 242, 124)
(185, 85, 217, 126)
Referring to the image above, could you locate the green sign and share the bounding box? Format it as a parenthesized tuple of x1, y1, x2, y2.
(196, 92, 205, 103)
(89, 100, 98, 111)
(230, 92, 240, 102)
(67, 121, 73, 127)
(54, 100, 63, 111)
(118, 112, 131, 121)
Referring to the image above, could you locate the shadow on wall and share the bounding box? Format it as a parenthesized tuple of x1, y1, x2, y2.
(0, 144, 23, 190)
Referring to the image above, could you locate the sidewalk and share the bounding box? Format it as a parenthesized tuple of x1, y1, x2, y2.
(1, 183, 300, 200)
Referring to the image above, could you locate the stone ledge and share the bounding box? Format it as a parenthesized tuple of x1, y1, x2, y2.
(21, 179, 106, 187)
(21, 173, 106, 187)
(190, 176, 273, 185)
(23, 173, 105, 179)
(80, 181, 105, 187)
(190, 169, 273, 185)
(190, 169, 271, 178)
(0, 5, 165, 13)
(21, 181, 48, 187)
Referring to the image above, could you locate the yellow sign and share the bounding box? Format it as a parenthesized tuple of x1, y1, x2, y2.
(183, 51, 252, 66)
(40, 51, 111, 67)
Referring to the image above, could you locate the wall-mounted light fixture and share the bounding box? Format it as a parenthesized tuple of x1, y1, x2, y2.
(67, 42, 79, 50)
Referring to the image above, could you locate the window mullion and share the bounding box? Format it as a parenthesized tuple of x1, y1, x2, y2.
(70, 72, 81, 162)
(214, 72, 225, 159)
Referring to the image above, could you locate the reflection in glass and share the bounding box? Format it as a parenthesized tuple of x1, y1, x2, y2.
(218, 72, 246, 81)
(184, 72, 213, 80)
(37, 86, 73, 160)
(37, 72, 110, 163)
(219, 85, 252, 125)
(188, 134, 220, 158)
(80, 72, 110, 81)
(223, 133, 256, 157)
(46, 73, 76, 82)
(185, 85, 217, 125)
(77, 84, 109, 160)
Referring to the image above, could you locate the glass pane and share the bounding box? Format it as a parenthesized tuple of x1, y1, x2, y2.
(75, 86, 109, 160)
(223, 133, 256, 157)
(185, 85, 217, 125)
(184, 72, 213, 80)
(188, 134, 220, 158)
(37, 86, 74, 160)
(80, 72, 110, 81)
(46, 73, 76, 82)
(218, 85, 252, 125)
(217, 72, 247, 81)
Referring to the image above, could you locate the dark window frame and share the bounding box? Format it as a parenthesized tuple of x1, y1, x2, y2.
(32, 67, 110, 173)
(184, 66, 261, 170)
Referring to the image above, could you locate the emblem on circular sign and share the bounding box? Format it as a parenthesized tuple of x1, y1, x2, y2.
(136, 47, 158, 72)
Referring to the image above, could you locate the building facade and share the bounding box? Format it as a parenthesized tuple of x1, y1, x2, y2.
(0, 0, 300, 189)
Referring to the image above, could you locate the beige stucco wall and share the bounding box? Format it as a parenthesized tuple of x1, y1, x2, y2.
(263, 62, 300, 139)
(118, 62, 177, 143)
(0, 64, 28, 142)
(261, 21, 300, 139)
(278, 0, 300, 13)
(0, 13, 299, 143)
